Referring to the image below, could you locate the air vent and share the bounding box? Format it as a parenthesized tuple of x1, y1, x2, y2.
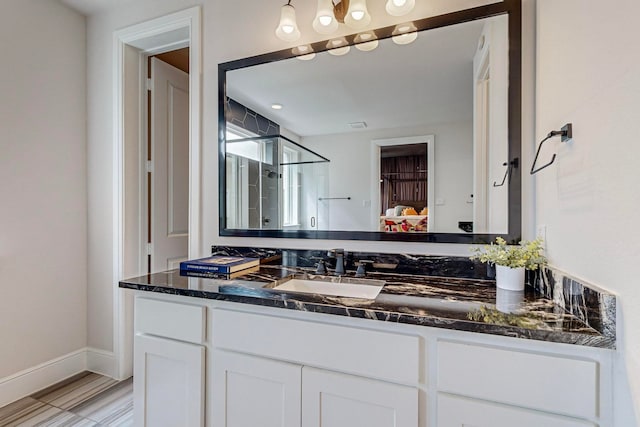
(349, 121, 367, 129)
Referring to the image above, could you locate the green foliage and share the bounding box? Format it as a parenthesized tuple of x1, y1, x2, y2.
(470, 237, 547, 270)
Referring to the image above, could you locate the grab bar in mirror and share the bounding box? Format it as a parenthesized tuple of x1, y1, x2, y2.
(493, 158, 519, 187)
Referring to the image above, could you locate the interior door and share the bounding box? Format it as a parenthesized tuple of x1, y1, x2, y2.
(150, 57, 189, 272)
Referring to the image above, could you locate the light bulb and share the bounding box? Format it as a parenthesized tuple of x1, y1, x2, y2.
(296, 53, 316, 61)
(344, 0, 371, 29)
(275, 3, 301, 42)
(355, 40, 378, 51)
(328, 46, 350, 56)
(385, 0, 415, 16)
(354, 31, 378, 52)
(319, 15, 332, 26)
(392, 31, 417, 45)
(292, 45, 316, 61)
(326, 38, 350, 56)
(313, 0, 339, 34)
(392, 22, 418, 45)
(351, 10, 365, 20)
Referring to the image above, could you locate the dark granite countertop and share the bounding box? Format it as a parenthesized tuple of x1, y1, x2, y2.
(119, 257, 615, 349)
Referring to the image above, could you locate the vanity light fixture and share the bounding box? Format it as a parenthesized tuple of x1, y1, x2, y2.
(385, 0, 416, 17)
(344, 0, 372, 29)
(326, 38, 351, 56)
(313, 0, 340, 34)
(354, 31, 379, 51)
(276, 0, 415, 42)
(292, 44, 316, 60)
(392, 23, 418, 45)
(275, 1, 301, 42)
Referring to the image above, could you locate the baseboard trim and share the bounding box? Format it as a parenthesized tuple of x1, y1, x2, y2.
(0, 349, 87, 408)
(86, 347, 117, 378)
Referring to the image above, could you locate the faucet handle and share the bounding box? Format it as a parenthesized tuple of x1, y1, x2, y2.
(313, 259, 327, 275)
(354, 260, 374, 278)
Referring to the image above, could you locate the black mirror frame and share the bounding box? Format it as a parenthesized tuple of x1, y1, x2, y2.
(218, 0, 521, 244)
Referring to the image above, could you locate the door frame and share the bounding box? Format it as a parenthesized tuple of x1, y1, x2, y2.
(112, 6, 201, 379)
(370, 135, 435, 231)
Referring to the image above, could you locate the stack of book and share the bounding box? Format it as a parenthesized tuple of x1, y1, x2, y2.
(179, 256, 260, 279)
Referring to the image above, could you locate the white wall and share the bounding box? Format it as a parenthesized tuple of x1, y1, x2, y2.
(85, 0, 500, 355)
(536, 1, 640, 424)
(0, 1, 87, 378)
(302, 121, 473, 233)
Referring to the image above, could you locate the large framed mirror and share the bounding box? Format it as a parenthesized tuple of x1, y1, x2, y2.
(218, 0, 521, 243)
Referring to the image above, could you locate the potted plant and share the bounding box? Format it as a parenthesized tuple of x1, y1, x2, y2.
(470, 237, 546, 291)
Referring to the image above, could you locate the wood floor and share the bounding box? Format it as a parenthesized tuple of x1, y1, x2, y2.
(0, 372, 133, 426)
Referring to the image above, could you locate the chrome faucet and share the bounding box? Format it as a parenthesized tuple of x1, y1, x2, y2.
(327, 248, 345, 275)
(354, 260, 374, 278)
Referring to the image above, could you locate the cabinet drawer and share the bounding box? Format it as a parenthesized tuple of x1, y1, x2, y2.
(437, 393, 595, 427)
(437, 341, 598, 419)
(135, 297, 206, 344)
(212, 309, 420, 384)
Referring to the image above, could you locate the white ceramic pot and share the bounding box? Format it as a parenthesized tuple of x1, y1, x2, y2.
(496, 288, 525, 313)
(495, 265, 525, 291)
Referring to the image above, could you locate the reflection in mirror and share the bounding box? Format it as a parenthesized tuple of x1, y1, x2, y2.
(225, 133, 329, 231)
(379, 142, 430, 233)
(220, 2, 521, 243)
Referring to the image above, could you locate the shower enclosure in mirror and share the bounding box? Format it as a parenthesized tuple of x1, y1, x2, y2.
(219, 0, 522, 243)
(225, 132, 330, 231)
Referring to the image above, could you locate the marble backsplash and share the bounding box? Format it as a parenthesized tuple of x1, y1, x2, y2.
(531, 267, 616, 343)
(211, 246, 495, 280)
(211, 245, 616, 343)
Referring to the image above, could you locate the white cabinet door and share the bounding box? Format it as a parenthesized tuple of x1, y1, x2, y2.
(212, 349, 302, 427)
(302, 367, 418, 427)
(134, 334, 204, 427)
(437, 394, 596, 427)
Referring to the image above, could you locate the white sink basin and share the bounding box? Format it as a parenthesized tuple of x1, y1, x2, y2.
(272, 277, 384, 299)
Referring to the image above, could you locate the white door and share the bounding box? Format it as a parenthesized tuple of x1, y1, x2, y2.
(302, 367, 418, 427)
(437, 394, 595, 427)
(212, 350, 302, 427)
(150, 57, 189, 272)
(133, 334, 204, 427)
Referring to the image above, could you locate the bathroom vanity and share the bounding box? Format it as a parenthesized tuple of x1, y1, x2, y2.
(120, 247, 615, 427)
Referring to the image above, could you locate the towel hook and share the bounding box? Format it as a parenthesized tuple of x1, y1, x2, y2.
(530, 123, 573, 175)
(493, 158, 519, 187)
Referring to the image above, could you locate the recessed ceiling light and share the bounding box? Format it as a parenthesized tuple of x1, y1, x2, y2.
(271, 104, 283, 110)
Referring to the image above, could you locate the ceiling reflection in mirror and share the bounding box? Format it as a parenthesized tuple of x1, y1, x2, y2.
(220, 4, 521, 243)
